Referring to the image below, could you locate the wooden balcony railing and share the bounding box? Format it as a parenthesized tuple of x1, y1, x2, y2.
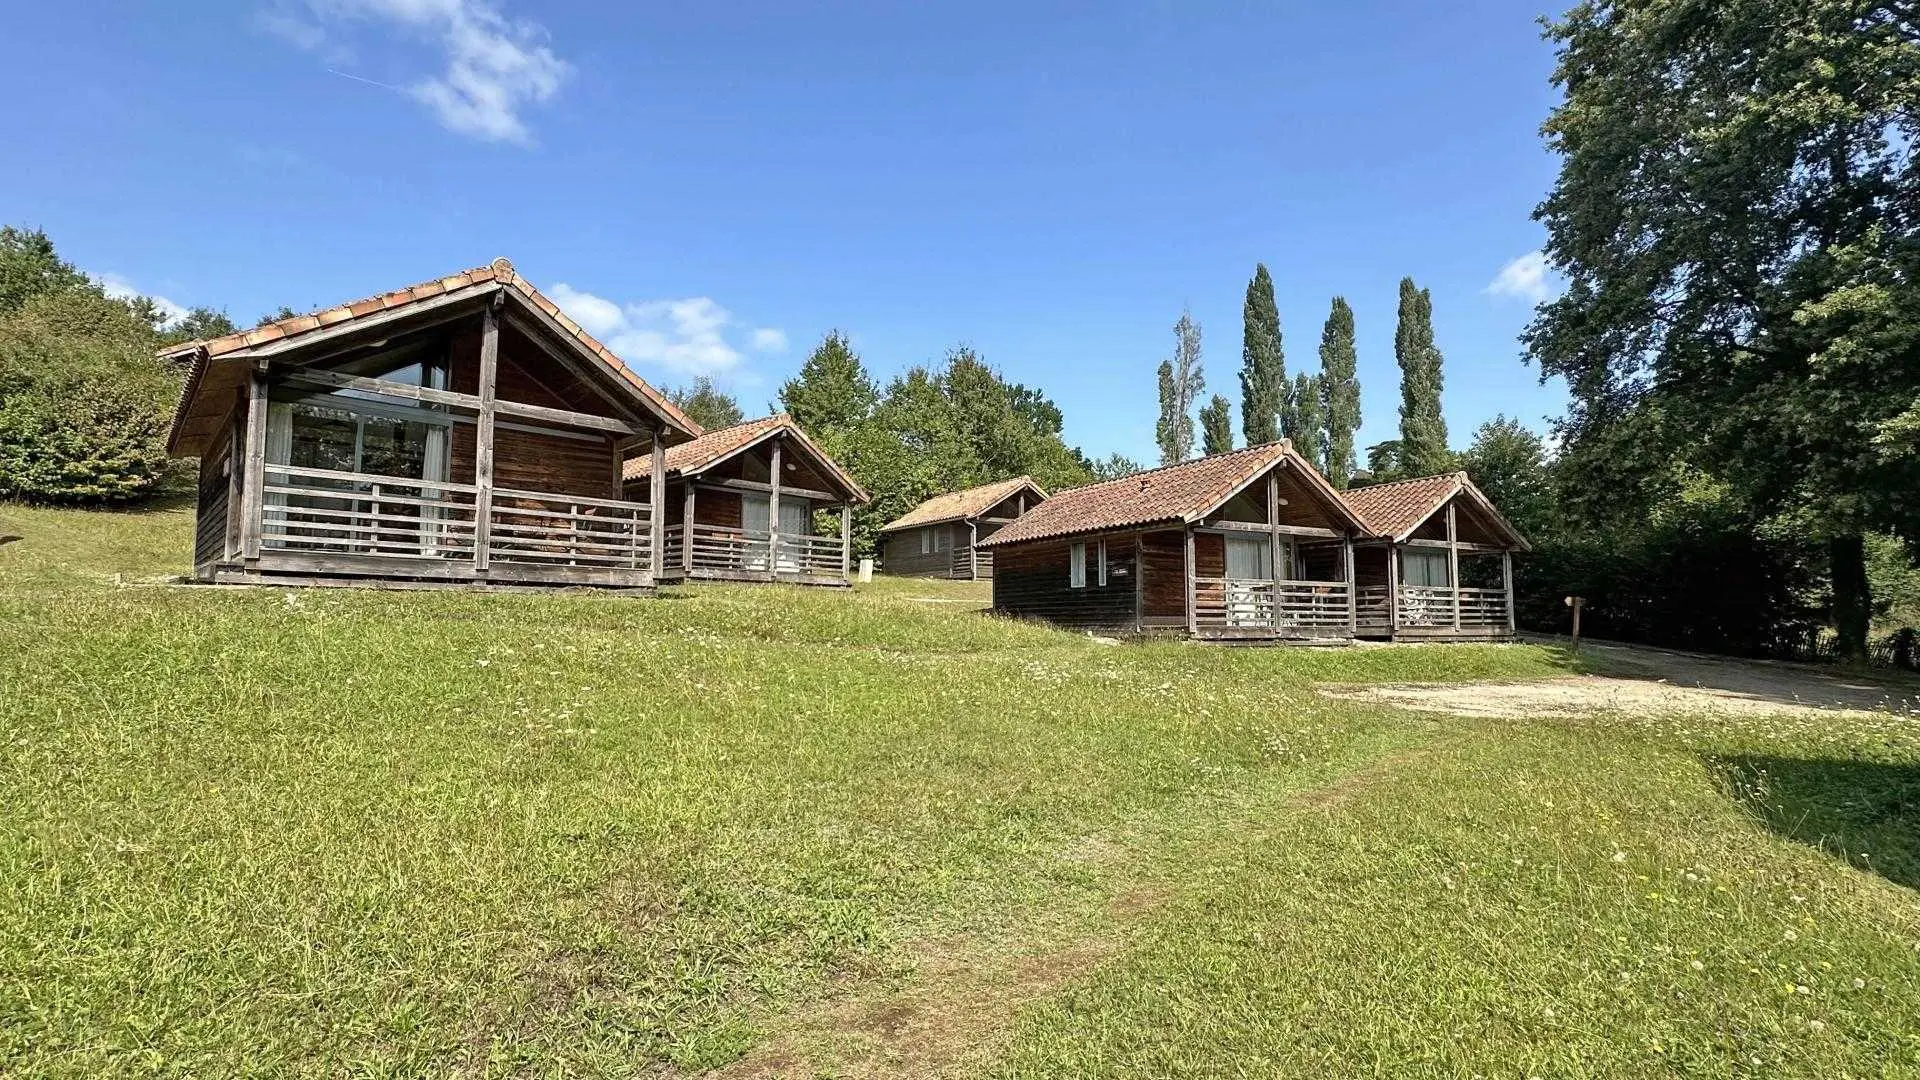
(1396, 585, 1510, 628)
(1194, 578, 1353, 633)
(259, 464, 654, 571)
(663, 523, 847, 578)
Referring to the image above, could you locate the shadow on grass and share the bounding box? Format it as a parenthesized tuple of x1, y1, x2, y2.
(1709, 754, 1920, 890)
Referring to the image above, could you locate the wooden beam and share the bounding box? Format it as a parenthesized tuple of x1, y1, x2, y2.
(1387, 542, 1400, 633)
(281, 367, 640, 435)
(1183, 526, 1197, 635)
(650, 430, 666, 576)
(1344, 536, 1358, 635)
(239, 365, 268, 560)
(1503, 549, 1516, 634)
(768, 437, 783, 572)
(1133, 535, 1145, 630)
(706, 476, 837, 501)
(841, 504, 853, 581)
(1201, 519, 1341, 539)
(1266, 472, 1282, 587)
(1447, 501, 1461, 630)
(473, 305, 499, 571)
(682, 482, 696, 573)
(1403, 537, 1504, 553)
(969, 520, 979, 580)
(224, 397, 244, 559)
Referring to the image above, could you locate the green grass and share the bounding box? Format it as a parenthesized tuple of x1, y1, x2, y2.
(3, 504, 1917, 1077)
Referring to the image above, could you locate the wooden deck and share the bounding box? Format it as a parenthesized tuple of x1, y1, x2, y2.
(1355, 584, 1515, 641)
(663, 522, 851, 587)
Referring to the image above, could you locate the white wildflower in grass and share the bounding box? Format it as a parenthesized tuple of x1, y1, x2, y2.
(1612, 851, 1628, 863)
(1689, 960, 1704, 972)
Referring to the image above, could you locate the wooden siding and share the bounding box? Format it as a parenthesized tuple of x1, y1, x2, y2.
(991, 536, 1138, 629)
(882, 522, 969, 578)
(1139, 530, 1188, 619)
(446, 319, 624, 500)
(192, 415, 233, 574)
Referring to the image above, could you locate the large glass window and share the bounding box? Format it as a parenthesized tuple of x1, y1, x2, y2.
(1225, 534, 1276, 580)
(1401, 548, 1451, 588)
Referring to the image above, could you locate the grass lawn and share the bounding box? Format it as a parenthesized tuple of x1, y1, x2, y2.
(3, 502, 1917, 1078)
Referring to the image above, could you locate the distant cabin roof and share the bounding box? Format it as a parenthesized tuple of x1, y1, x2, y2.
(878, 476, 1047, 533)
(1340, 471, 1531, 549)
(620, 413, 869, 503)
(978, 442, 1367, 547)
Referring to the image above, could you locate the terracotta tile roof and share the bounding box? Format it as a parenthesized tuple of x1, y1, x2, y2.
(621, 414, 869, 503)
(980, 442, 1361, 547)
(1339, 472, 1467, 538)
(878, 476, 1047, 533)
(162, 258, 698, 446)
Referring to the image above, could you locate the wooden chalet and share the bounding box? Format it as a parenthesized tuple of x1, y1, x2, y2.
(977, 442, 1373, 641)
(166, 258, 700, 591)
(1340, 472, 1530, 640)
(877, 476, 1047, 580)
(619, 414, 868, 586)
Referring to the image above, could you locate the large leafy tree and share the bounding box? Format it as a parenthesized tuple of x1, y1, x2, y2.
(1529, 0, 1920, 659)
(1155, 310, 1204, 464)
(778, 331, 878, 433)
(1239, 264, 1285, 444)
(1460, 416, 1553, 539)
(1199, 394, 1234, 455)
(0, 227, 87, 316)
(1318, 296, 1362, 487)
(1394, 277, 1449, 476)
(666, 376, 745, 430)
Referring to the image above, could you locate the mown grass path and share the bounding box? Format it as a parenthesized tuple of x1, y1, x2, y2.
(3, 503, 1917, 1078)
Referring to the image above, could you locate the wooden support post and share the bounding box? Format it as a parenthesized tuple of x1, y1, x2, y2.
(1265, 472, 1282, 584)
(225, 404, 245, 560)
(239, 364, 269, 560)
(767, 437, 783, 576)
(969, 520, 979, 581)
(1503, 550, 1516, 634)
(472, 303, 500, 571)
(1133, 535, 1145, 630)
(1446, 501, 1461, 630)
(649, 429, 666, 577)
(1344, 536, 1357, 635)
(1183, 526, 1197, 635)
(682, 482, 696, 574)
(840, 504, 852, 581)
(1387, 544, 1401, 636)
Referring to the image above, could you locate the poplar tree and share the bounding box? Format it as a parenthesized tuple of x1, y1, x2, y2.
(1318, 296, 1361, 488)
(1238, 264, 1284, 444)
(1394, 277, 1449, 476)
(1199, 394, 1234, 456)
(1290, 372, 1328, 474)
(1155, 310, 1204, 464)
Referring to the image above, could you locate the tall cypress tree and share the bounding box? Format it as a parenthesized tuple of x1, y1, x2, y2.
(1394, 277, 1449, 476)
(1290, 372, 1328, 474)
(1319, 297, 1362, 488)
(1199, 394, 1234, 456)
(1239, 264, 1284, 444)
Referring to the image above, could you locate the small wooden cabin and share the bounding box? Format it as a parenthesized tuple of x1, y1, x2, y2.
(977, 442, 1373, 641)
(166, 258, 699, 591)
(620, 414, 868, 587)
(877, 476, 1047, 580)
(1340, 472, 1530, 640)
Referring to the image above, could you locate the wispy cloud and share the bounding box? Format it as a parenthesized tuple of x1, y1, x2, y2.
(98, 274, 190, 328)
(259, 0, 569, 145)
(1486, 250, 1559, 305)
(550, 284, 782, 383)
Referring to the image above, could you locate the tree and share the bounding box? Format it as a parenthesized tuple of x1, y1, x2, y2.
(1239, 264, 1284, 445)
(1395, 277, 1448, 476)
(0, 227, 87, 317)
(778, 331, 878, 434)
(257, 306, 301, 326)
(1155, 310, 1204, 464)
(666, 376, 744, 430)
(1360, 440, 1404, 485)
(1460, 416, 1552, 538)
(161, 308, 239, 348)
(1319, 297, 1362, 487)
(1088, 452, 1145, 481)
(1289, 373, 1327, 473)
(1528, 0, 1920, 660)
(1199, 394, 1234, 455)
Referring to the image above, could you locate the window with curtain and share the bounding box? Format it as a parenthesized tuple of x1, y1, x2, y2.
(1401, 548, 1451, 588)
(1224, 535, 1275, 581)
(1069, 543, 1087, 588)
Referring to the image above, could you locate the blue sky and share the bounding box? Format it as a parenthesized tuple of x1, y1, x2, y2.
(3, 1, 1567, 465)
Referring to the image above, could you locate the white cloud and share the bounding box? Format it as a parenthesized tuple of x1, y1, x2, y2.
(1486, 250, 1559, 305)
(551, 287, 783, 381)
(98, 274, 190, 328)
(261, 0, 568, 145)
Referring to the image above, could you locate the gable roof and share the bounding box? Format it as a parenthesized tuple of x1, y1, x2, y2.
(163, 258, 698, 455)
(878, 476, 1047, 533)
(978, 441, 1367, 547)
(621, 414, 870, 503)
(1340, 471, 1531, 549)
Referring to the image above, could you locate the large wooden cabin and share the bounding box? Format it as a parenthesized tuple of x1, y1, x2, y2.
(1340, 472, 1530, 640)
(977, 443, 1373, 641)
(620, 414, 868, 586)
(166, 258, 698, 591)
(877, 476, 1047, 580)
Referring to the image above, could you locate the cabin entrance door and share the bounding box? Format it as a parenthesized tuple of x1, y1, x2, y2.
(1223, 534, 1278, 628)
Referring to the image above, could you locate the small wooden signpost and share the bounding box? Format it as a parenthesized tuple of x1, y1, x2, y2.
(1564, 595, 1584, 653)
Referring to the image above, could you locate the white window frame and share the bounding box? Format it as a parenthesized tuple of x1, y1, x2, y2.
(1069, 542, 1088, 589)
(1097, 540, 1108, 586)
